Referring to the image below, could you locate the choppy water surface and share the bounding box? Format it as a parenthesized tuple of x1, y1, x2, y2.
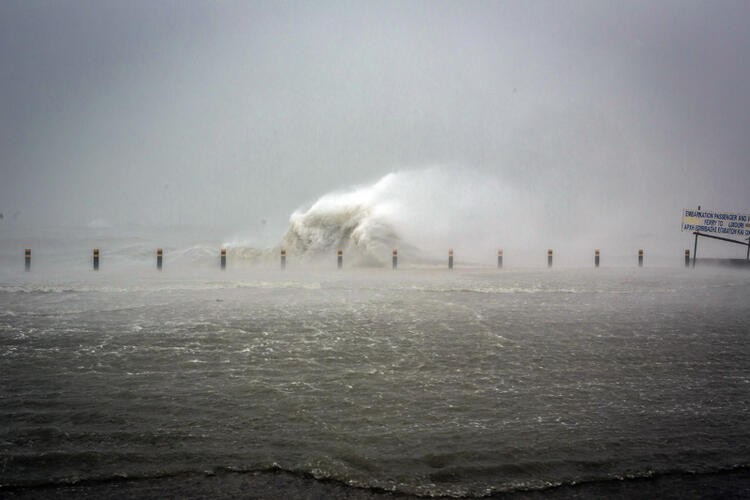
(1, 267, 749, 498)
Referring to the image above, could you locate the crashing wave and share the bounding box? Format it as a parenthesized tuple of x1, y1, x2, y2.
(278, 174, 407, 266)
(225, 168, 516, 267)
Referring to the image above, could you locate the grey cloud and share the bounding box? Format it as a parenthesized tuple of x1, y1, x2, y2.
(0, 1, 748, 253)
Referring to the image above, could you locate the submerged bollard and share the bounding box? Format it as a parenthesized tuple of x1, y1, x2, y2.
(220, 248, 226, 270)
(337, 249, 343, 269)
(448, 249, 453, 270)
(497, 249, 503, 269)
(157, 248, 163, 271)
(392, 248, 397, 270)
(638, 249, 644, 267)
(281, 249, 286, 270)
(684, 249, 690, 268)
(548, 249, 553, 268)
(24, 248, 31, 272)
(595, 249, 600, 268)
(93, 248, 100, 271)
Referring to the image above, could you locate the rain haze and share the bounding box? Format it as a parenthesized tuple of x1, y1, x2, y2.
(2, 2, 750, 499)
(1, 0, 749, 261)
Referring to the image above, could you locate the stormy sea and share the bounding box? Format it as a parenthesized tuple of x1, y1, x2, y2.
(1, 175, 749, 499)
(2, 248, 749, 499)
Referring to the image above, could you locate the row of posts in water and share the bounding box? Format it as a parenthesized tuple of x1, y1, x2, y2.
(21, 247, 691, 271)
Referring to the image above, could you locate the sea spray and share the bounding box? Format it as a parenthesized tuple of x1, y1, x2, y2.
(222, 167, 657, 268)
(280, 173, 403, 266)
(224, 168, 526, 267)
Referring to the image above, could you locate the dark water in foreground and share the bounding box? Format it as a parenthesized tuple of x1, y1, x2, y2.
(1, 268, 749, 498)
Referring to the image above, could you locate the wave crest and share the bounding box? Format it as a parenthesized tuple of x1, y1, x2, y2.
(279, 174, 402, 266)
(226, 168, 514, 267)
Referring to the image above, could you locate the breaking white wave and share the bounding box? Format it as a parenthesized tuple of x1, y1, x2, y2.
(279, 173, 405, 266)
(226, 168, 522, 267)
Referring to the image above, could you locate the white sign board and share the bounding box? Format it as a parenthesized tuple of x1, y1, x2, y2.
(682, 209, 750, 237)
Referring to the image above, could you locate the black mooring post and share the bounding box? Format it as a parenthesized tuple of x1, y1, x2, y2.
(220, 248, 226, 270)
(693, 233, 698, 268)
(638, 249, 644, 267)
(392, 249, 397, 270)
(281, 249, 286, 270)
(93, 248, 100, 271)
(685, 249, 690, 268)
(497, 249, 503, 269)
(337, 249, 343, 270)
(24, 248, 31, 272)
(157, 248, 163, 271)
(595, 249, 600, 268)
(448, 249, 453, 270)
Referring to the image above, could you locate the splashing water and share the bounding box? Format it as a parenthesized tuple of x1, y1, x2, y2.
(279, 173, 404, 266)
(226, 168, 524, 267)
(222, 166, 692, 269)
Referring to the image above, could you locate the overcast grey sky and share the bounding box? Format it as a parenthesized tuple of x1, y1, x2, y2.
(1, 0, 749, 241)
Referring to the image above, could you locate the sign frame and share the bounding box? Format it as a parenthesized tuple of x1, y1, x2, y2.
(681, 209, 750, 237)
